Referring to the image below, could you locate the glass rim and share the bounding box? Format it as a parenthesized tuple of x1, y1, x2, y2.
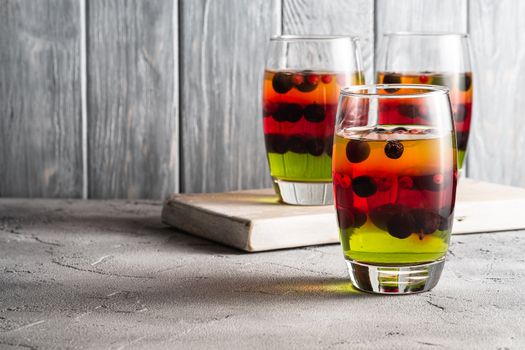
(340, 84, 450, 99)
(384, 31, 469, 38)
(270, 34, 360, 43)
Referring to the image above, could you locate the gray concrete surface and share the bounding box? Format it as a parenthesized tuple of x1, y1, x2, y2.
(0, 199, 524, 349)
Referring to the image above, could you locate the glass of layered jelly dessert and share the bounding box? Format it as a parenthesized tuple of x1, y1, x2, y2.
(333, 84, 458, 294)
(376, 32, 473, 169)
(263, 35, 364, 205)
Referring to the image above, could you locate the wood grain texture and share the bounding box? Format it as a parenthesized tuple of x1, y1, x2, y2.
(0, 0, 82, 197)
(87, 0, 178, 199)
(282, 0, 375, 82)
(467, 0, 525, 187)
(180, 0, 276, 193)
(375, 0, 468, 66)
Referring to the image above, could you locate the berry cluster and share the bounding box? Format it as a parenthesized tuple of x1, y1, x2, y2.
(272, 71, 341, 94)
(334, 173, 453, 239)
(264, 102, 330, 123)
(265, 134, 333, 157)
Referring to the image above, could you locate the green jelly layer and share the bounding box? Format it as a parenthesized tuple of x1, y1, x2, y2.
(457, 149, 465, 170)
(267, 152, 332, 182)
(339, 222, 450, 264)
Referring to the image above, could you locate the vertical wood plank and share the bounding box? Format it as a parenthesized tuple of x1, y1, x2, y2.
(282, 0, 375, 82)
(375, 0, 468, 67)
(180, 0, 276, 193)
(87, 0, 178, 199)
(0, 0, 82, 197)
(467, 0, 525, 187)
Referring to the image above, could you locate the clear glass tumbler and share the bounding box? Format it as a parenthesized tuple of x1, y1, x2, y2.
(333, 84, 458, 294)
(376, 32, 473, 170)
(263, 35, 364, 205)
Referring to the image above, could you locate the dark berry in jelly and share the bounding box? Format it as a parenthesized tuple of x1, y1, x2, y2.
(383, 73, 401, 84)
(265, 134, 288, 154)
(273, 103, 302, 123)
(411, 208, 440, 235)
(384, 140, 404, 159)
(306, 138, 324, 156)
(387, 212, 415, 239)
(370, 204, 402, 231)
(458, 74, 472, 91)
(397, 104, 419, 118)
(296, 73, 319, 92)
(456, 131, 468, 150)
(382, 73, 401, 93)
(346, 140, 370, 163)
(303, 104, 325, 123)
(454, 104, 466, 122)
(352, 176, 377, 198)
(337, 209, 354, 229)
(352, 208, 367, 228)
(272, 72, 293, 94)
(287, 136, 307, 154)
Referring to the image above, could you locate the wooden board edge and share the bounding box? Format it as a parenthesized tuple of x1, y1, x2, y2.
(161, 198, 255, 252)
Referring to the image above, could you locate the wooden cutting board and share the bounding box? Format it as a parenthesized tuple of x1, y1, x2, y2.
(162, 179, 525, 252)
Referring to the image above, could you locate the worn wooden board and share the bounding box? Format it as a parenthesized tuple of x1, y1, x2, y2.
(0, 0, 82, 197)
(179, 0, 277, 193)
(162, 179, 525, 252)
(282, 0, 374, 82)
(467, 0, 525, 187)
(86, 0, 178, 199)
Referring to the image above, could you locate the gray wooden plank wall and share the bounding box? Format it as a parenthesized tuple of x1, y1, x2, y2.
(282, 0, 375, 81)
(0, 0, 82, 197)
(179, 0, 276, 193)
(1, 0, 524, 198)
(467, 0, 525, 187)
(87, 0, 178, 199)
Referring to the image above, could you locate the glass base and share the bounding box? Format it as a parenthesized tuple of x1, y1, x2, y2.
(346, 258, 445, 294)
(273, 180, 333, 205)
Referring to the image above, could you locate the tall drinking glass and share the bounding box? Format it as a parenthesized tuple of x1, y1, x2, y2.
(376, 32, 473, 170)
(263, 35, 364, 205)
(333, 84, 457, 294)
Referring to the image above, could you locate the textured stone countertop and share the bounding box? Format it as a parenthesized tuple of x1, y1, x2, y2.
(0, 199, 524, 349)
